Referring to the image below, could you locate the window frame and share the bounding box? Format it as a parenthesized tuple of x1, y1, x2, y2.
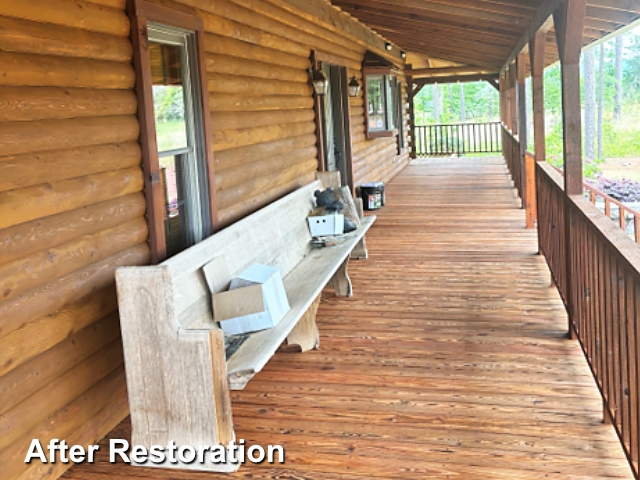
(128, 0, 217, 264)
(363, 67, 400, 139)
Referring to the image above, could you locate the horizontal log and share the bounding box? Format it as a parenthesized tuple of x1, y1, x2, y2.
(208, 72, 312, 97)
(84, 0, 126, 8)
(218, 171, 316, 228)
(206, 53, 308, 83)
(350, 105, 365, 119)
(0, 87, 137, 123)
(0, 312, 121, 417)
(315, 50, 361, 71)
(354, 149, 398, 184)
(0, 366, 126, 480)
(0, 243, 149, 339)
(215, 145, 316, 191)
(0, 51, 135, 89)
(0, 286, 117, 378)
(199, 9, 308, 57)
(212, 121, 316, 152)
(0, 219, 147, 303)
(0, 337, 123, 452)
(0, 166, 144, 231)
(353, 136, 394, 158)
(215, 132, 316, 170)
(0, 15, 132, 62)
(14, 374, 128, 480)
(217, 158, 317, 209)
(0, 0, 130, 36)
(0, 193, 145, 265)
(189, 0, 362, 62)
(0, 115, 139, 157)
(211, 109, 314, 131)
(204, 32, 309, 70)
(210, 93, 313, 112)
(0, 142, 141, 192)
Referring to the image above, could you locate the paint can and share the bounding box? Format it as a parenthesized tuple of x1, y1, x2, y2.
(360, 182, 385, 211)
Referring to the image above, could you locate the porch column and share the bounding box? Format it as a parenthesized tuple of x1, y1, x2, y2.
(528, 30, 547, 231)
(509, 63, 517, 135)
(530, 31, 546, 163)
(408, 73, 417, 159)
(554, 0, 587, 338)
(517, 53, 528, 212)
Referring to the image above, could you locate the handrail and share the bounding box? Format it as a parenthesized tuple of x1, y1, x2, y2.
(536, 160, 640, 477)
(415, 122, 501, 156)
(547, 163, 640, 244)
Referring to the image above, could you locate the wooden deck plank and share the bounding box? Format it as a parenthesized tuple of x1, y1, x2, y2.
(62, 157, 633, 479)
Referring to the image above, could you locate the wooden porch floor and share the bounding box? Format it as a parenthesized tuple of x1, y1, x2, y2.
(64, 157, 632, 479)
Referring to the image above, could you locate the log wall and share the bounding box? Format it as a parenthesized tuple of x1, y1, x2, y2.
(0, 1, 408, 479)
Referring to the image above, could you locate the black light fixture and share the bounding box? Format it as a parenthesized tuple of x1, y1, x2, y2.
(348, 76, 361, 97)
(401, 51, 406, 59)
(310, 68, 329, 96)
(385, 42, 392, 51)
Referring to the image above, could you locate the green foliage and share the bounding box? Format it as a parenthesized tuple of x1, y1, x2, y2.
(414, 82, 499, 124)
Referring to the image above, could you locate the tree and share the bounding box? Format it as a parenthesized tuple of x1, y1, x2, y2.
(614, 35, 623, 120)
(597, 44, 604, 159)
(432, 84, 440, 123)
(448, 85, 454, 114)
(583, 49, 596, 160)
(459, 83, 466, 122)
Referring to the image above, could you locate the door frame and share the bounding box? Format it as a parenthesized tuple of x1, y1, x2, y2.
(311, 51, 356, 194)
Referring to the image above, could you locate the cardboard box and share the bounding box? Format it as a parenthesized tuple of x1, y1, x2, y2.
(307, 207, 344, 237)
(203, 259, 290, 335)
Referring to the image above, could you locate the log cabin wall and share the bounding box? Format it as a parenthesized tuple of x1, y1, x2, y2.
(0, 1, 407, 479)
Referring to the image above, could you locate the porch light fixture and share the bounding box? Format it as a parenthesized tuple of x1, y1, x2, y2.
(348, 76, 361, 97)
(385, 42, 392, 51)
(401, 51, 406, 59)
(311, 68, 329, 96)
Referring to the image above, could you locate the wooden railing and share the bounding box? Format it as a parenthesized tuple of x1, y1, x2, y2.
(547, 163, 640, 244)
(415, 122, 501, 156)
(537, 161, 640, 476)
(502, 126, 522, 199)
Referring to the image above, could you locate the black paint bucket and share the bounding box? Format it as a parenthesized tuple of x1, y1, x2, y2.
(361, 182, 385, 211)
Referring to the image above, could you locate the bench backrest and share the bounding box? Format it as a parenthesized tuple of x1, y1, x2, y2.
(163, 173, 337, 329)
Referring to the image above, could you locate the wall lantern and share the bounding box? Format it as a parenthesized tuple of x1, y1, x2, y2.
(401, 51, 406, 59)
(385, 42, 392, 51)
(311, 68, 329, 96)
(348, 76, 361, 97)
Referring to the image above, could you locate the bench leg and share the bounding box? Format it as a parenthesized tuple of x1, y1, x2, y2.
(285, 294, 321, 352)
(351, 197, 368, 260)
(329, 258, 353, 297)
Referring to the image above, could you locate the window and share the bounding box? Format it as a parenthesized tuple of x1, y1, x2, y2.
(129, 0, 216, 263)
(364, 70, 399, 138)
(149, 24, 210, 257)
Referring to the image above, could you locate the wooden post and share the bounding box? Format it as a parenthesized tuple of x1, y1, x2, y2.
(509, 63, 518, 135)
(408, 73, 417, 159)
(554, 0, 587, 339)
(530, 31, 546, 164)
(517, 53, 527, 211)
(530, 31, 546, 233)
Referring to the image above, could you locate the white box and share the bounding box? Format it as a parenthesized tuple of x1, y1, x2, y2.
(307, 209, 344, 237)
(205, 261, 291, 336)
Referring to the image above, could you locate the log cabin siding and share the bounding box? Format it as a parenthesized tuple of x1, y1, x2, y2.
(0, 1, 407, 479)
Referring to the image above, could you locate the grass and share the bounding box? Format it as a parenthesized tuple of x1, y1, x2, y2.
(155, 120, 187, 152)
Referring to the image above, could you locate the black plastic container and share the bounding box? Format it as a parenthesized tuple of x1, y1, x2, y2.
(361, 182, 385, 211)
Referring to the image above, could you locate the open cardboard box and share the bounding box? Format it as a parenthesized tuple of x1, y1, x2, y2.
(203, 257, 290, 336)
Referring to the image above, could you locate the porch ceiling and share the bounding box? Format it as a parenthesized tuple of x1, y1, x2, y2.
(330, 0, 640, 72)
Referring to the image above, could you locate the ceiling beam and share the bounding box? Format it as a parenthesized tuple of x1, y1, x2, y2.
(414, 73, 499, 85)
(500, 0, 563, 74)
(407, 66, 500, 78)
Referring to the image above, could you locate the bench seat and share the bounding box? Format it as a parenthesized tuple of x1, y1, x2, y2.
(227, 216, 375, 389)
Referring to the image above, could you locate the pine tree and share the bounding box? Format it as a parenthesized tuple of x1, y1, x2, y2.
(597, 44, 604, 159)
(583, 49, 596, 160)
(459, 83, 466, 122)
(614, 35, 623, 121)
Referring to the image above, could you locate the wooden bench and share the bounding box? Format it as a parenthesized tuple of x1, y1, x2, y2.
(115, 172, 375, 472)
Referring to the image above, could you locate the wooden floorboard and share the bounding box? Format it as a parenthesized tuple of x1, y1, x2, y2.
(63, 157, 633, 479)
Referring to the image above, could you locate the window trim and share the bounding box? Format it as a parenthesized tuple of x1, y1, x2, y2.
(128, 0, 217, 264)
(363, 67, 400, 139)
